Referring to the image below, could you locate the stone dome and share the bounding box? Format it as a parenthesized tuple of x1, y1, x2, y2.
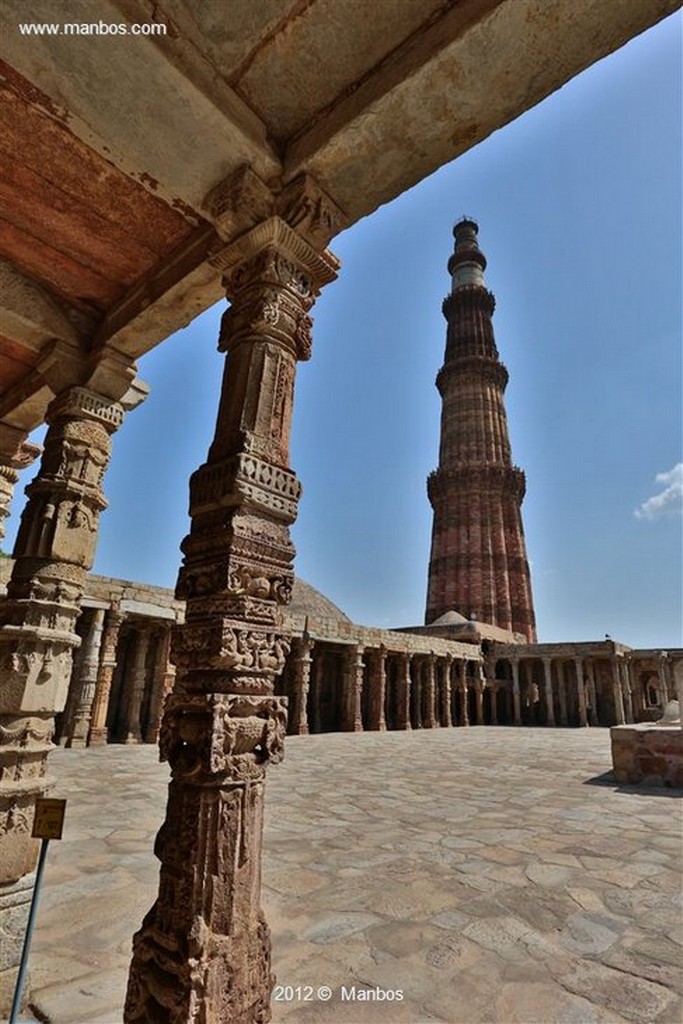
(288, 578, 351, 624)
(429, 609, 470, 626)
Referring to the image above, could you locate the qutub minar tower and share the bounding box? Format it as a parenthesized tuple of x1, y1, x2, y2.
(426, 219, 537, 641)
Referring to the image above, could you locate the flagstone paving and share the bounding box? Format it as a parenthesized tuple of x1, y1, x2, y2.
(16, 728, 683, 1024)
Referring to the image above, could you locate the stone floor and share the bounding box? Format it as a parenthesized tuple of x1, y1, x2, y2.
(15, 728, 683, 1024)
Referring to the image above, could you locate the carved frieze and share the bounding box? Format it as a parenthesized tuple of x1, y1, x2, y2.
(189, 453, 302, 523)
(47, 386, 124, 432)
(174, 623, 290, 676)
(159, 693, 288, 782)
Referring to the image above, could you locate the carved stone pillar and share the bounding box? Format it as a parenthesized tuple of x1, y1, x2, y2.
(312, 653, 324, 734)
(441, 656, 453, 727)
(459, 660, 470, 727)
(611, 657, 626, 725)
(123, 627, 151, 744)
(370, 646, 387, 731)
(620, 658, 634, 724)
(0, 434, 41, 545)
(489, 682, 498, 726)
(89, 606, 125, 745)
(585, 660, 599, 726)
(558, 663, 568, 726)
(511, 659, 522, 725)
(574, 657, 587, 727)
(0, 384, 136, 1009)
(126, 169, 343, 1024)
(542, 657, 555, 727)
(474, 674, 484, 726)
(67, 607, 105, 746)
(145, 625, 175, 744)
(397, 653, 411, 730)
(409, 657, 421, 728)
(658, 654, 671, 702)
(424, 654, 437, 728)
(290, 636, 314, 734)
(344, 644, 364, 732)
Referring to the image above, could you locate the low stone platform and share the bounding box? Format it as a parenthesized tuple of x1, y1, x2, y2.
(611, 724, 683, 788)
(15, 729, 683, 1024)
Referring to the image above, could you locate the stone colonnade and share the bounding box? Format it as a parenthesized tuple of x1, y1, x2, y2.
(54, 609, 177, 748)
(282, 642, 482, 734)
(490, 650, 679, 728)
(13, 600, 678, 751)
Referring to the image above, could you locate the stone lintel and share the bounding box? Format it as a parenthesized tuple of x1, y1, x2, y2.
(119, 599, 176, 621)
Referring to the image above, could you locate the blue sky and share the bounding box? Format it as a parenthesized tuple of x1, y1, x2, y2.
(6, 12, 682, 648)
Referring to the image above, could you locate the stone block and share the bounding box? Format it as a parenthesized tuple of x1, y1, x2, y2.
(610, 724, 683, 787)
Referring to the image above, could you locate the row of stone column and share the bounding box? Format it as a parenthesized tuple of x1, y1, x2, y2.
(57, 610, 175, 747)
(286, 640, 489, 734)
(504, 654, 673, 728)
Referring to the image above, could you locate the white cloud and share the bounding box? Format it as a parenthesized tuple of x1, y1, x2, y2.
(634, 463, 683, 520)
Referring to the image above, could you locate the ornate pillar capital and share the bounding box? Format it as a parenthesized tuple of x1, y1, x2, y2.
(207, 164, 347, 254)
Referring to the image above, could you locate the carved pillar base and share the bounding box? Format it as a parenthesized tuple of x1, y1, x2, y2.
(0, 871, 36, 1012)
(125, 692, 285, 1024)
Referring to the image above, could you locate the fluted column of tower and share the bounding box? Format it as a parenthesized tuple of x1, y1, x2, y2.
(425, 219, 536, 641)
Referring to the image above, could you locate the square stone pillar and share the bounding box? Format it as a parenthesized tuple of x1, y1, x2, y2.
(611, 656, 626, 724)
(410, 657, 423, 728)
(126, 169, 344, 1024)
(397, 653, 412, 730)
(558, 662, 568, 726)
(311, 653, 324, 734)
(424, 654, 437, 728)
(585, 660, 599, 725)
(542, 657, 555, 727)
(440, 655, 453, 727)
(511, 658, 522, 725)
(459, 660, 470, 727)
(574, 657, 588, 727)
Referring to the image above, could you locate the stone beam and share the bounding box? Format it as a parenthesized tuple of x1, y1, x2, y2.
(0, 340, 148, 436)
(285, 0, 679, 221)
(0, 0, 280, 217)
(0, 259, 80, 350)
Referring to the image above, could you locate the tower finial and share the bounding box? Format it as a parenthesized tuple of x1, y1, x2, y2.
(448, 217, 487, 291)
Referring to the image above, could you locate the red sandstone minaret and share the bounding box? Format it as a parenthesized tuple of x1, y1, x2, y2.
(425, 219, 536, 641)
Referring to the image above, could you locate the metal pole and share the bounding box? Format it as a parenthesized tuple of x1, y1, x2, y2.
(9, 837, 50, 1024)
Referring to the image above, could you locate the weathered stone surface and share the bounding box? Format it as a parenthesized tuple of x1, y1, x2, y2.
(611, 723, 683, 787)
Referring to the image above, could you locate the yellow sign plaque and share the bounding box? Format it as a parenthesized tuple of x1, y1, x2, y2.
(32, 798, 67, 840)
